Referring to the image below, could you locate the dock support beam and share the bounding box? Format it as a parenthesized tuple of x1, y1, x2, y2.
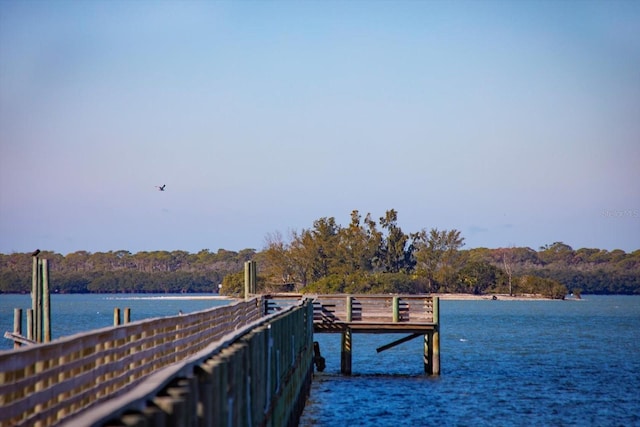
(27, 256, 51, 343)
(42, 259, 51, 342)
(13, 309, 22, 349)
(424, 296, 440, 375)
(244, 261, 257, 299)
(340, 328, 352, 375)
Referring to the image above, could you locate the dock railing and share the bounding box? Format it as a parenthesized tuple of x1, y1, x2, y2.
(266, 294, 437, 327)
(265, 294, 440, 375)
(0, 297, 264, 427)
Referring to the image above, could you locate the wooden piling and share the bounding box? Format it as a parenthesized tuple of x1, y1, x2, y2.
(13, 308, 22, 349)
(244, 260, 257, 299)
(424, 332, 432, 374)
(27, 308, 34, 342)
(432, 296, 440, 375)
(42, 259, 51, 342)
(251, 260, 256, 294)
(244, 261, 251, 299)
(114, 308, 121, 326)
(32, 256, 41, 342)
(341, 328, 352, 375)
(124, 308, 131, 324)
(424, 296, 440, 375)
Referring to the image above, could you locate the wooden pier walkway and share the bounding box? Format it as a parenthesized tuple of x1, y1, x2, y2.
(1, 293, 440, 426)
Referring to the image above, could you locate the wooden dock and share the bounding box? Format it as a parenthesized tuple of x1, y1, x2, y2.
(0, 297, 313, 427)
(265, 294, 440, 376)
(1, 293, 440, 426)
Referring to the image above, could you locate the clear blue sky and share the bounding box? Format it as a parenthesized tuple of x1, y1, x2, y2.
(1, 0, 639, 255)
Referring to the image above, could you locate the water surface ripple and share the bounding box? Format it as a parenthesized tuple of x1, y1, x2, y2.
(299, 296, 640, 427)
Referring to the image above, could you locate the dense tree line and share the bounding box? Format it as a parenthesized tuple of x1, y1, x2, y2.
(1, 210, 638, 297)
(223, 210, 639, 298)
(0, 249, 255, 294)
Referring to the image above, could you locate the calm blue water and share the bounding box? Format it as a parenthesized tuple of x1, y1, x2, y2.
(300, 296, 640, 427)
(0, 293, 229, 349)
(1, 295, 639, 426)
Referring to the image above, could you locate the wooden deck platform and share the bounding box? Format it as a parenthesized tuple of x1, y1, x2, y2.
(264, 294, 440, 375)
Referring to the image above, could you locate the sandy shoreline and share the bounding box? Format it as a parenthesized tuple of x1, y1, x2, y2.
(105, 293, 560, 301)
(433, 293, 559, 301)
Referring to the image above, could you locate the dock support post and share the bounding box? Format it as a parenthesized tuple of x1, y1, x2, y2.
(244, 261, 257, 299)
(124, 307, 131, 324)
(32, 256, 42, 342)
(114, 308, 121, 326)
(432, 328, 440, 375)
(432, 296, 440, 375)
(424, 296, 440, 375)
(42, 259, 51, 342)
(341, 328, 352, 375)
(313, 341, 326, 372)
(27, 309, 34, 341)
(244, 261, 250, 299)
(251, 261, 256, 294)
(424, 332, 431, 374)
(342, 296, 353, 375)
(13, 308, 22, 349)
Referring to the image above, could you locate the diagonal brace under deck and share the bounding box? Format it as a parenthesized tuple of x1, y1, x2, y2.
(376, 332, 423, 353)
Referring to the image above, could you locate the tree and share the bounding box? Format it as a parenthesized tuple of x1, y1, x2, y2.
(414, 228, 465, 292)
(458, 261, 501, 294)
(262, 231, 297, 286)
(289, 217, 341, 283)
(499, 247, 515, 296)
(539, 242, 574, 265)
(337, 210, 381, 275)
(378, 209, 413, 273)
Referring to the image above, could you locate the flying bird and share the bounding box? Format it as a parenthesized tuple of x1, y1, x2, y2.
(31, 249, 41, 257)
(156, 185, 166, 191)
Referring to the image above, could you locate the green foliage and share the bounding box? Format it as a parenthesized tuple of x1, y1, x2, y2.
(518, 275, 568, 299)
(0, 271, 29, 293)
(458, 261, 502, 294)
(413, 228, 465, 292)
(1, 222, 637, 296)
(220, 271, 244, 297)
(0, 249, 249, 294)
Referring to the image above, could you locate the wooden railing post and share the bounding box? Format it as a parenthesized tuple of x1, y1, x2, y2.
(392, 296, 399, 322)
(433, 296, 439, 325)
(113, 308, 121, 326)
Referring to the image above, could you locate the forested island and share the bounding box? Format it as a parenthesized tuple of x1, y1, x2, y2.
(1, 210, 638, 298)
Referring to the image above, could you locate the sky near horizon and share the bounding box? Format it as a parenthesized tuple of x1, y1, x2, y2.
(1, 0, 639, 255)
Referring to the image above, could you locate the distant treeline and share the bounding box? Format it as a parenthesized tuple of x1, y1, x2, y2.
(0, 249, 255, 294)
(1, 210, 638, 297)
